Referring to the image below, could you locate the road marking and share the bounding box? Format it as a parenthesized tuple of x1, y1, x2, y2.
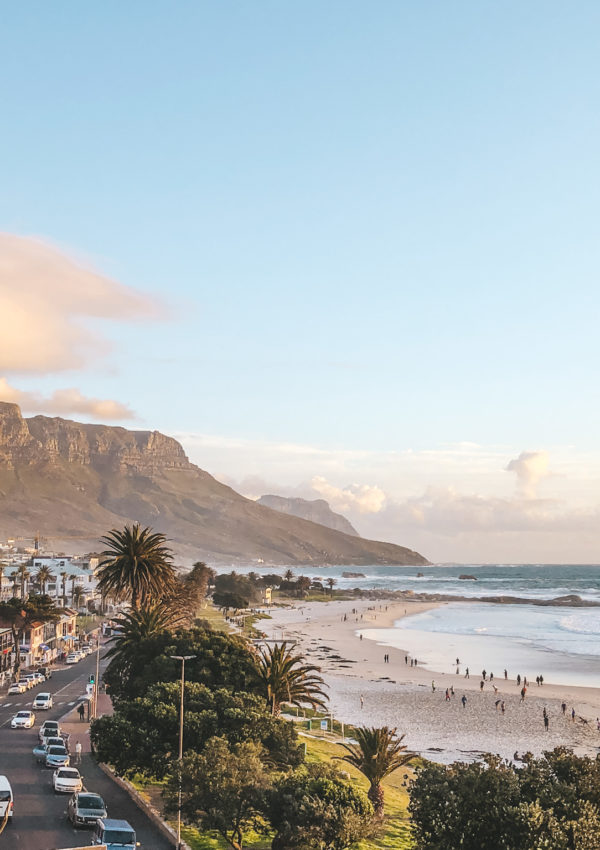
(68, 701, 75, 706)
(2, 703, 11, 708)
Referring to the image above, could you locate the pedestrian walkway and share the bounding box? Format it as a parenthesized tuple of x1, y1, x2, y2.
(60, 691, 113, 753)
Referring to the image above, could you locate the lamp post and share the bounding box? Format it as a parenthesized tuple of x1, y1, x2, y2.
(91, 638, 101, 720)
(170, 654, 195, 850)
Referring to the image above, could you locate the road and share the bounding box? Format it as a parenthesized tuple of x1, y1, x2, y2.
(0, 651, 173, 850)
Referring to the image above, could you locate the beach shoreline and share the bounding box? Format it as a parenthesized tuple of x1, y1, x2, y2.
(260, 597, 600, 762)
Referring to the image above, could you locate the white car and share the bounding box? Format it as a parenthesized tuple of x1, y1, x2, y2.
(65, 654, 79, 664)
(33, 692, 53, 710)
(22, 675, 37, 689)
(11, 710, 35, 728)
(32, 671, 46, 683)
(53, 766, 82, 794)
(8, 681, 27, 695)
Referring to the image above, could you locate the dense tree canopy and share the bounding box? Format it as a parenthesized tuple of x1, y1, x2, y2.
(92, 681, 303, 778)
(255, 641, 328, 716)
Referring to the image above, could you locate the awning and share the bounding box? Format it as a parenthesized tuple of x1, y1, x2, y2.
(40, 644, 51, 651)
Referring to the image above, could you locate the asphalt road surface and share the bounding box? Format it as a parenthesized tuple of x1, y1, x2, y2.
(0, 652, 172, 850)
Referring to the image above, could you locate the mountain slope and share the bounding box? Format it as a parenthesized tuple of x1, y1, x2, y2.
(0, 402, 429, 566)
(257, 495, 360, 536)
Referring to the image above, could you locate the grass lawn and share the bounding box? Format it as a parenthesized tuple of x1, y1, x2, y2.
(162, 732, 414, 850)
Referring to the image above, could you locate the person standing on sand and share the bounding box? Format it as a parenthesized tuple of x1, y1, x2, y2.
(432, 680, 436, 692)
(504, 669, 508, 680)
(544, 714, 549, 732)
(501, 701, 505, 714)
(465, 667, 469, 678)
(360, 694, 364, 709)
(561, 702, 567, 715)
(461, 695, 467, 708)
(540, 675, 544, 685)
(445, 688, 450, 701)
(482, 669, 487, 680)
(480, 680, 484, 691)
(517, 674, 521, 686)
(405, 655, 408, 664)
(520, 687, 527, 702)
(572, 708, 576, 722)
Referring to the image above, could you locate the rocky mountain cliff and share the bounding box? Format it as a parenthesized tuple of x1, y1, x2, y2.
(0, 402, 429, 566)
(257, 495, 359, 537)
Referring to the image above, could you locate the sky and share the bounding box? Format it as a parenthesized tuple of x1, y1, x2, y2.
(1, 2, 600, 563)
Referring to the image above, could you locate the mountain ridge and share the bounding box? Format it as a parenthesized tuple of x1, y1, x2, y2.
(0, 402, 429, 567)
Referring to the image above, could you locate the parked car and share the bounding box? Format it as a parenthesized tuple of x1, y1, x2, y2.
(39, 720, 60, 741)
(11, 710, 35, 729)
(45, 745, 70, 768)
(33, 692, 53, 710)
(21, 675, 37, 689)
(53, 767, 82, 794)
(65, 654, 79, 664)
(0, 776, 13, 823)
(38, 666, 52, 679)
(32, 671, 45, 684)
(91, 817, 138, 849)
(33, 737, 68, 763)
(67, 791, 107, 827)
(8, 682, 27, 695)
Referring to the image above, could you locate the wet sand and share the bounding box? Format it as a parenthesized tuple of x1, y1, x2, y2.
(260, 597, 600, 762)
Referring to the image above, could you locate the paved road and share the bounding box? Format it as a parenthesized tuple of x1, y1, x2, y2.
(0, 652, 172, 850)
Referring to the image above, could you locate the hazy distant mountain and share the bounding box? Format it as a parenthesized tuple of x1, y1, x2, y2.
(257, 495, 360, 537)
(0, 402, 429, 566)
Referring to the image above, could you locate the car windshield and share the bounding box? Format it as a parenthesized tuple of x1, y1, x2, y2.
(58, 769, 78, 778)
(104, 830, 135, 844)
(0, 792, 10, 802)
(44, 722, 59, 729)
(16, 712, 30, 718)
(48, 747, 67, 755)
(78, 794, 104, 809)
(37, 693, 50, 699)
(47, 738, 63, 746)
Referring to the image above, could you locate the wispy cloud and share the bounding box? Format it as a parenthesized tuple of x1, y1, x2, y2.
(0, 379, 134, 420)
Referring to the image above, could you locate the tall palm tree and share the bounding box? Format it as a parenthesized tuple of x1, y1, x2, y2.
(104, 603, 180, 667)
(72, 584, 85, 609)
(337, 726, 413, 817)
(255, 641, 328, 716)
(15, 564, 30, 600)
(0, 563, 5, 600)
(60, 571, 68, 607)
(97, 524, 177, 610)
(326, 577, 337, 597)
(35, 565, 54, 596)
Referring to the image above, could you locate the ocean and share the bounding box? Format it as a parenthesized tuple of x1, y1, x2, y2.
(236, 563, 600, 688)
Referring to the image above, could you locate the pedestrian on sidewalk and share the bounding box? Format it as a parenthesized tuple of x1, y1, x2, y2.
(78, 703, 85, 721)
(75, 740, 82, 764)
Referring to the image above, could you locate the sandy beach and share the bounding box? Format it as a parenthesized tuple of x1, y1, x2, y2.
(260, 597, 600, 762)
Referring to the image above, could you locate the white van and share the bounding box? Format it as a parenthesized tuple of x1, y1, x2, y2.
(0, 775, 14, 821)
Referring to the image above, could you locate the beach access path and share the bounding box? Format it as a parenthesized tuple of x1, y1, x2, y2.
(261, 597, 600, 763)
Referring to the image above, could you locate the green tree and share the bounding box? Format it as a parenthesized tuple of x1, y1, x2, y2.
(60, 571, 68, 606)
(269, 763, 373, 850)
(91, 681, 303, 778)
(296, 576, 311, 597)
(0, 595, 60, 676)
(34, 565, 54, 596)
(213, 591, 249, 612)
(326, 577, 337, 597)
(97, 523, 177, 610)
(103, 603, 181, 675)
(164, 737, 271, 850)
(14, 564, 30, 600)
(102, 624, 259, 704)
(338, 726, 413, 818)
(255, 641, 328, 716)
(283, 569, 294, 582)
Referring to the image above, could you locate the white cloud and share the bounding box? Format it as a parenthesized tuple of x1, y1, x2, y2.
(506, 451, 550, 499)
(0, 379, 134, 420)
(0, 233, 162, 375)
(310, 475, 386, 514)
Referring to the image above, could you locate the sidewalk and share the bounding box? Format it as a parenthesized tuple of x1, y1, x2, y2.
(60, 690, 114, 754)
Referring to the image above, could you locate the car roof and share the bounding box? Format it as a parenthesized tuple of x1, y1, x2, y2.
(36, 692, 51, 698)
(16, 710, 32, 715)
(0, 776, 12, 791)
(99, 818, 134, 829)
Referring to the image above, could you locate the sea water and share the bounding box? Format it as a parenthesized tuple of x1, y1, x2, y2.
(234, 563, 600, 688)
(364, 603, 600, 688)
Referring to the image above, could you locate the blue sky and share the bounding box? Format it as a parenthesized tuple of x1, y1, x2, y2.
(2, 3, 600, 561)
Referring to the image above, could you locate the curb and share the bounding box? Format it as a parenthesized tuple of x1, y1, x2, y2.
(98, 762, 192, 850)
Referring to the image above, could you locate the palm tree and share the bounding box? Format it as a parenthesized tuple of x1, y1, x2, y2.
(0, 596, 60, 677)
(15, 564, 30, 600)
(72, 584, 85, 609)
(0, 563, 5, 600)
(255, 641, 328, 716)
(296, 576, 311, 598)
(337, 726, 413, 817)
(105, 603, 180, 667)
(35, 565, 54, 596)
(97, 524, 177, 610)
(326, 577, 337, 597)
(60, 571, 68, 607)
(283, 569, 294, 582)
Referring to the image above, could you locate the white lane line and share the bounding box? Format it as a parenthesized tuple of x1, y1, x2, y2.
(68, 702, 75, 706)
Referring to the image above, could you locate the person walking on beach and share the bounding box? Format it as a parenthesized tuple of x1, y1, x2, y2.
(501, 701, 505, 714)
(482, 669, 487, 680)
(504, 669, 508, 680)
(431, 680, 436, 692)
(520, 687, 527, 702)
(445, 688, 450, 701)
(539, 674, 544, 685)
(465, 667, 469, 678)
(461, 695, 467, 708)
(456, 658, 460, 666)
(490, 672, 494, 681)
(544, 714, 549, 732)
(561, 702, 567, 715)
(517, 674, 521, 686)
(536, 676, 540, 686)
(405, 655, 408, 664)
(75, 740, 82, 764)
(450, 685, 454, 697)
(480, 680, 485, 691)
(360, 694, 364, 709)
(572, 708, 576, 722)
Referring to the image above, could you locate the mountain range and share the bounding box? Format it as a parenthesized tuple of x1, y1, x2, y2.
(0, 402, 428, 566)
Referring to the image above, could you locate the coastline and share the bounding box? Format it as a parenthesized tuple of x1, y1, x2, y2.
(260, 597, 600, 762)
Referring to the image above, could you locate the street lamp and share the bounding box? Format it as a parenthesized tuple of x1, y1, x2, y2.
(170, 654, 196, 850)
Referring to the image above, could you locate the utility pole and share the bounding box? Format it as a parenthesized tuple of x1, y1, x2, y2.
(91, 638, 100, 719)
(170, 654, 196, 850)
